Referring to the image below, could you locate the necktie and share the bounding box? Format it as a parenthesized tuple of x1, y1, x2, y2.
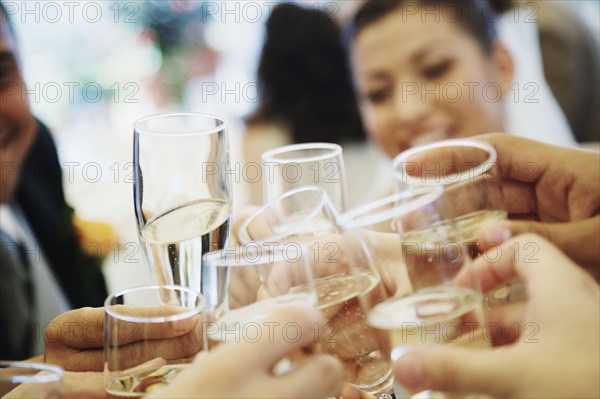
(0, 230, 37, 359)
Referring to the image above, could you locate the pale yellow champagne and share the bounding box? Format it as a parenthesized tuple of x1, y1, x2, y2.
(106, 364, 186, 397)
(402, 210, 524, 308)
(140, 198, 230, 310)
(310, 271, 393, 393)
(455, 210, 525, 306)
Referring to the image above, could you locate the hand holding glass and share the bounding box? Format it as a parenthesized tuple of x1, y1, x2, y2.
(104, 285, 204, 397)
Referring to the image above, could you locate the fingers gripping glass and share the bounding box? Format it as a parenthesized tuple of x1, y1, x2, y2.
(103, 285, 204, 397)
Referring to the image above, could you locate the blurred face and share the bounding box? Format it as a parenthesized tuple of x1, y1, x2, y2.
(351, 7, 513, 158)
(0, 15, 36, 202)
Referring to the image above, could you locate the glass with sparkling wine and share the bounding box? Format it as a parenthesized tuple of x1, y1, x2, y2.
(103, 285, 204, 397)
(134, 113, 232, 312)
(238, 187, 394, 396)
(392, 139, 524, 307)
(340, 187, 488, 399)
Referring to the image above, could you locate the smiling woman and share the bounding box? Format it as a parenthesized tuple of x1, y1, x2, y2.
(346, 0, 574, 158)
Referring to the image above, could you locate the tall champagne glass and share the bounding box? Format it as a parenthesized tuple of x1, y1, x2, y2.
(340, 187, 488, 398)
(392, 139, 505, 229)
(134, 113, 232, 312)
(238, 187, 394, 396)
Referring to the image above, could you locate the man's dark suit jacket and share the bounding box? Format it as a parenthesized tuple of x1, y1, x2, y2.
(1, 120, 108, 359)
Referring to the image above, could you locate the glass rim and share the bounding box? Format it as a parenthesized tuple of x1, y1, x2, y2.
(133, 112, 226, 137)
(104, 285, 204, 323)
(339, 186, 444, 229)
(261, 142, 342, 164)
(238, 186, 332, 244)
(204, 243, 309, 268)
(391, 139, 497, 186)
(0, 362, 64, 383)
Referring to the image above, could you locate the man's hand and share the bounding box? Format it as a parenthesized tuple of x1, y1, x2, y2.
(44, 307, 202, 372)
(476, 133, 600, 275)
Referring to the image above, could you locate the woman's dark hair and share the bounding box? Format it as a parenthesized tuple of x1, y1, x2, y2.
(346, 0, 516, 54)
(248, 3, 365, 144)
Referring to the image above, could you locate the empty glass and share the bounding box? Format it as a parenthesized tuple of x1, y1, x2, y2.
(261, 143, 348, 211)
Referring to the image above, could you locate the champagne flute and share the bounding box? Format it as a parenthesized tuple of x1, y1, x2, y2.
(392, 139, 524, 307)
(340, 187, 488, 399)
(134, 113, 232, 312)
(261, 143, 348, 211)
(238, 186, 394, 396)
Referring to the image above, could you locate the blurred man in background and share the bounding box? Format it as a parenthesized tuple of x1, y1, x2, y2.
(0, 1, 107, 360)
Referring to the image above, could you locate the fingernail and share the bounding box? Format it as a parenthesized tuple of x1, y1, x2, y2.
(483, 221, 511, 244)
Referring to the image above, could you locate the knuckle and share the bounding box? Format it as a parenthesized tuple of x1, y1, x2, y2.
(177, 333, 200, 358)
